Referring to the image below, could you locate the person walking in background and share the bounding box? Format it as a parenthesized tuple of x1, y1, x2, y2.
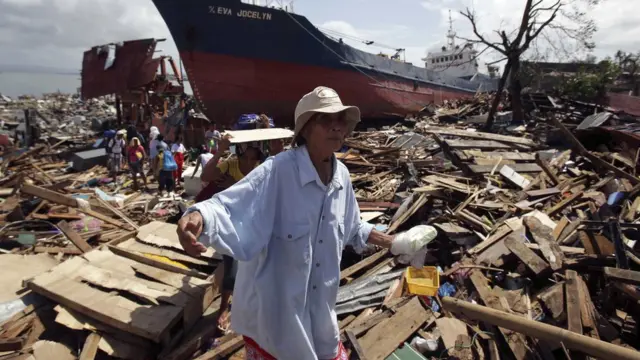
(171, 134, 186, 187)
(107, 130, 126, 180)
(205, 123, 220, 154)
(128, 137, 147, 191)
(177, 87, 436, 359)
(150, 134, 168, 180)
(191, 145, 214, 184)
(154, 142, 177, 196)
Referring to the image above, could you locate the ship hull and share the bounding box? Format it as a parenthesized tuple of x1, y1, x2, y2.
(152, 0, 490, 125)
(182, 51, 473, 125)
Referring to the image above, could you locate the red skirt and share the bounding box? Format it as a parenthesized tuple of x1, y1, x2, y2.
(243, 336, 348, 360)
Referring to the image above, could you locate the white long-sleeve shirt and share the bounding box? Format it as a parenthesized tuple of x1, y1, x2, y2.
(187, 145, 374, 359)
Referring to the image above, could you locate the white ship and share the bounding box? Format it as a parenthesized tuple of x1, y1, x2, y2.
(422, 11, 498, 81)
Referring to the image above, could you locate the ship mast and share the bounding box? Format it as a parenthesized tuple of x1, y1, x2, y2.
(446, 10, 456, 50)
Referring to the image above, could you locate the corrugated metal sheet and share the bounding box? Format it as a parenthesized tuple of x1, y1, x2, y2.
(577, 112, 614, 130)
(81, 38, 162, 100)
(335, 270, 403, 315)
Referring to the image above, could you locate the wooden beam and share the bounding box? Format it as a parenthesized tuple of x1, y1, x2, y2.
(604, 267, 640, 286)
(345, 330, 368, 360)
(79, 333, 101, 360)
(359, 297, 430, 360)
(422, 127, 536, 146)
(505, 236, 550, 276)
(58, 221, 92, 253)
(443, 297, 640, 360)
(565, 270, 583, 335)
(340, 250, 388, 280)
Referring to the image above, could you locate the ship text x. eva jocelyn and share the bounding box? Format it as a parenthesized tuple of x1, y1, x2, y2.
(208, 6, 273, 21)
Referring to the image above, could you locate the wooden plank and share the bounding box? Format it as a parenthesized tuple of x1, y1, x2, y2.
(504, 235, 550, 275)
(454, 150, 536, 162)
(536, 153, 560, 185)
(578, 277, 599, 340)
(57, 220, 92, 253)
(422, 127, 536, 146)
(435, 317, 473, 359)
(565, 270, 583, 335)
(523, 217, 564, 271)
(552, 216, 570, 241)
(604, 267, 640, 286)
(223, 128, 293, 143)
(33, 246, 82, 255)
(21, 184, 126, 228)
(360, 297, 429, 360)
(579, 231, 615, 256)
(525, 243, 584, 255)
(345, 331, 368, 360)
(546, 191, 583, 217)
(340, 249, 388, 280)
(467, 226, 512, 256)
(79, 333, 101, 360)
(537, 283, 565, 321)
(348, 310, 392, 338)
(527, 188, 561, 198)
(444, 139, 513, 150)
(468, 270, 530, 360)
(469, 163, 542, 174)
(500, 165, 532, 188)
(117, 238, 216, 267)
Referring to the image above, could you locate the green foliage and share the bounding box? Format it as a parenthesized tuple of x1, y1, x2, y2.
(556, 60, 621, 103)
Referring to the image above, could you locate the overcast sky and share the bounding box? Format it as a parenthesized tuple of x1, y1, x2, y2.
(0, 0, 638, 73)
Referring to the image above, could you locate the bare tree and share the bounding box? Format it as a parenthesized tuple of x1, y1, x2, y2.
(459, 0, 601, 130)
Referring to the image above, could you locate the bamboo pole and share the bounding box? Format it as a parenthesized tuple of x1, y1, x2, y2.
(442, 297, 640, 360)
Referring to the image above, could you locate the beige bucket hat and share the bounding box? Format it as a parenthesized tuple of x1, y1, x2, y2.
(293, 86, 361, 143)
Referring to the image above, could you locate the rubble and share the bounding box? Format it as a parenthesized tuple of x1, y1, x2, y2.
(1, 90, 640, 359)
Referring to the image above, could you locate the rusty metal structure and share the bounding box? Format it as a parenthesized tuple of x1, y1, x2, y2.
(80, 38, 185, 126)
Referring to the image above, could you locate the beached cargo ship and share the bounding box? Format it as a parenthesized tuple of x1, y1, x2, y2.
(151, 0, 496, 125)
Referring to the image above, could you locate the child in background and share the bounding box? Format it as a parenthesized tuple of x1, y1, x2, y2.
(171, 134, 186, 187)
(191, 145, 215, 186)
(128, 137, 147, 191)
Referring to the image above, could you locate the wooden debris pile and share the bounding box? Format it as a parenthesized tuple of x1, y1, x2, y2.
(430, 92, 496, 122)
(2, 112, 640, 359)
(0, 221, 220, 360)
(329, 120, 640, 359)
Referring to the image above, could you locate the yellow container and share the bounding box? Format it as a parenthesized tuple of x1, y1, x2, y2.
(405, 266, 439, 296)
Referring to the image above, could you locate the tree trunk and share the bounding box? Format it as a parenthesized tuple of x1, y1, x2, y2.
(508, 57, 525, 122)
(484, 59, 512, 131)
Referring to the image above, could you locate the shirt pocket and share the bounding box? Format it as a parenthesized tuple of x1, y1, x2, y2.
(275, 222, 311, 267)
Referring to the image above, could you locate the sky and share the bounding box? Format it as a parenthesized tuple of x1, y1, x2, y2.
(0, 0, 638, 73)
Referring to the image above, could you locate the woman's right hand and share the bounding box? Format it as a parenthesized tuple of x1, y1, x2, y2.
(218, 134, 232, 153)
(177, 211, 207, 257)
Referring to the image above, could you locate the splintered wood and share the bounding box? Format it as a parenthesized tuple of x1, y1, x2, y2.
(4, 100, 640, 360)
(27, 248, 215, 344)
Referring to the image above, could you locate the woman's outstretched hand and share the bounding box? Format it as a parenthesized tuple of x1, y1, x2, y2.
(177, 211, 207, 256)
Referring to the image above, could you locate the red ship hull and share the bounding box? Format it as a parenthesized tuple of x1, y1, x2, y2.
(182, 52, 473, 126)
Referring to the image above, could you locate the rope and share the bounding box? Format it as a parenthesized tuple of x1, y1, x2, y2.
(282, 10, 483, 108)
(437, 331, 493, 359)
(282, 10, 440, 109)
